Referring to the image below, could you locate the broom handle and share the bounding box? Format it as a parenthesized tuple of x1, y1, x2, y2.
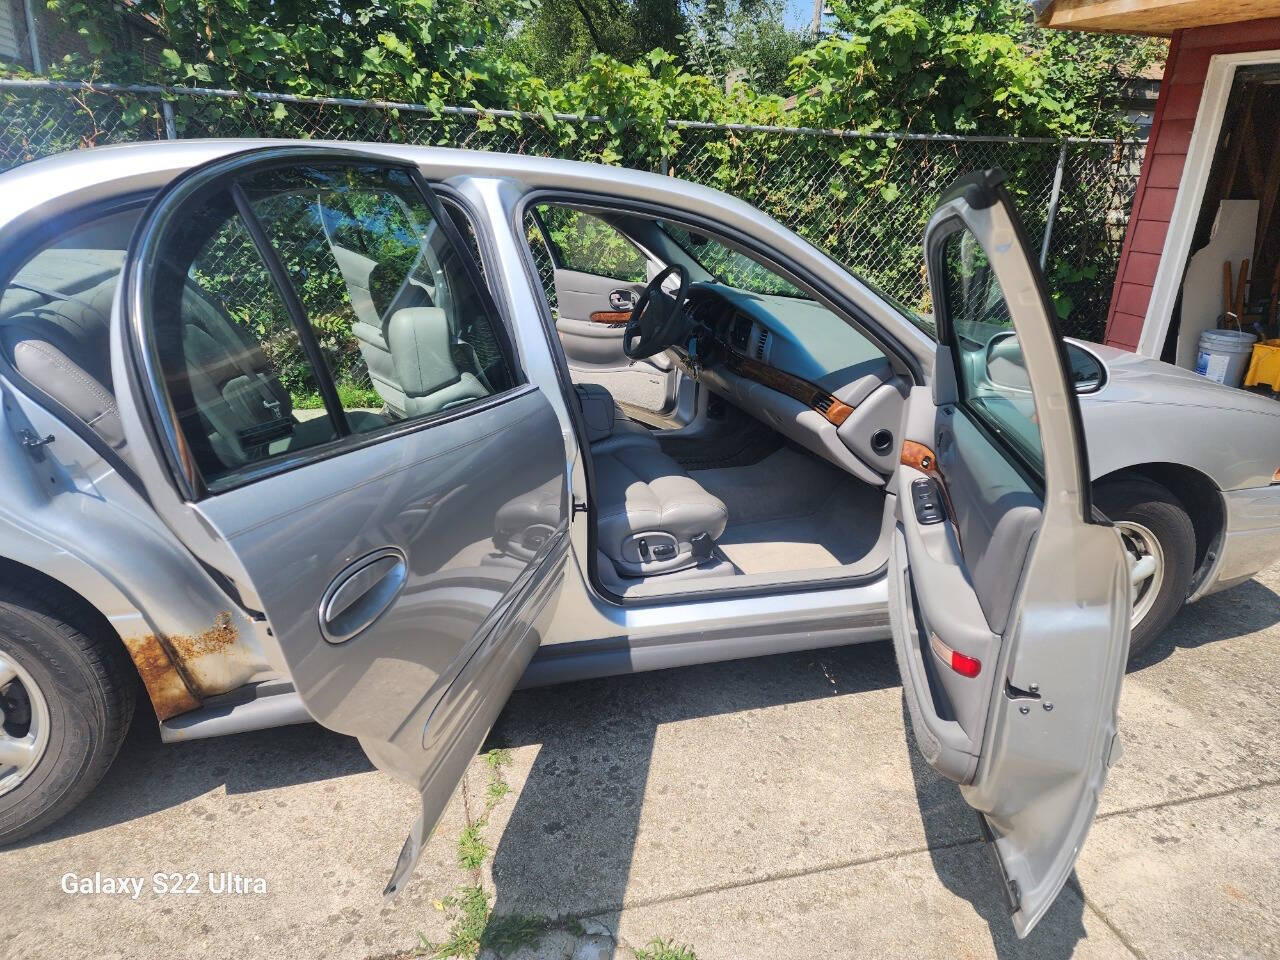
(1224, 261, 1234, 326)
(1236, 259, 1249, 330)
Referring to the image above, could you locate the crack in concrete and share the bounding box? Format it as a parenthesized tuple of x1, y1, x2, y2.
(569, 834, 988, 917)
(563, 775, 1280, 923)
(1070, 878, 1149, 960)
(1094, 776, 1280, 823)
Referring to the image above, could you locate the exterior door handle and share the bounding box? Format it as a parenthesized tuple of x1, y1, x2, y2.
(319, 548, 408, 644)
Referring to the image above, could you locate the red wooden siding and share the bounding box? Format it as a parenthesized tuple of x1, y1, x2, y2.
(1104, 19, 1280, 351)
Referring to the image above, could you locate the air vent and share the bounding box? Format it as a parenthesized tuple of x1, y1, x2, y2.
(729, 314, 753, 351)
(753, 328, 770, 361)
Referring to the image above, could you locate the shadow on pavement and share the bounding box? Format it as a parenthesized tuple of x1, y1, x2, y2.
(1131, 576, 1280, 671)
(11, 708, 371, 850)
(903, 700, 1087, 960)
(481, 641, 954, 947)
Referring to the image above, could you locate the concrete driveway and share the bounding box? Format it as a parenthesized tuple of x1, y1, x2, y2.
(4, 561, 1279, 960)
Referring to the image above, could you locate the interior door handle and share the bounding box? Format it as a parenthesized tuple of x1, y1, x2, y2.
(609, 289, 635, 310)
(319, 548, 408, 644)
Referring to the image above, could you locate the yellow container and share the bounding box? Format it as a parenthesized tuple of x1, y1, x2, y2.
(1244, 339, 1280, 391)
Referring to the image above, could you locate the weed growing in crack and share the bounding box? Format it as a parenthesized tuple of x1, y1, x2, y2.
(417, 885, 548, 959)
(634, 937, 699, 960)
(485, 748, 513, 770)
(456, 824, 490, 871)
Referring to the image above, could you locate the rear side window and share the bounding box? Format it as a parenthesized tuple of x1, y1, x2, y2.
(148, 190, 340, 488)
(144, 161, 518, 492)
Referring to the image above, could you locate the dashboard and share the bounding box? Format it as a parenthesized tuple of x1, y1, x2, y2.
(671, 283, 908, 486)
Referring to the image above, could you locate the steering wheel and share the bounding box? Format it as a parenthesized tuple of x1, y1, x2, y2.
(623, 264, 690, 360)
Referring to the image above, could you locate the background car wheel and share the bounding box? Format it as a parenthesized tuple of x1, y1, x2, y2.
(1094, 478, 1196, 664)
(0, 577, 136, 844)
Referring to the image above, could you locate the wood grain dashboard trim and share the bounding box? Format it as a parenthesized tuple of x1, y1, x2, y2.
(588, 310, 631, 326)
(725, 349, 854, 427)
(900, 440, 938, 475)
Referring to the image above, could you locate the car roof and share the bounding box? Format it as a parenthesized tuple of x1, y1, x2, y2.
(0, 138, 761, 238)
(0, 138, 941, 374)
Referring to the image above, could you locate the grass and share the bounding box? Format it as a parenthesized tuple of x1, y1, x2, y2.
(456, 824, 490, 871)
(484, 749, 513, 810)
(417, 885, 547, 959)
(634, 938, 699, 960)
(484, 778, 510, 808)
(290, 381, 382, 410)
(418, 745, 698, 960)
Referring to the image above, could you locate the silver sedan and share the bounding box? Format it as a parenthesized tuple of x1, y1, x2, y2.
(0, 141, 1276, 936)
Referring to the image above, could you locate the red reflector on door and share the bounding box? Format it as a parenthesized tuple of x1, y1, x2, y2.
(950, 650, 982, 678)
(928, 632, 981, 678)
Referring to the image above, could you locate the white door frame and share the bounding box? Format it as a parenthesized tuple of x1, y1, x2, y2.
(1138, 49, 1280, 359)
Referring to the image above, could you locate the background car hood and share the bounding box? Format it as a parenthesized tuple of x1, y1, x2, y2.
(1079, 339, 1280, 420)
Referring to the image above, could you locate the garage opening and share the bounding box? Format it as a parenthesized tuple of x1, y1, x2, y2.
(1167, 63, 1280, 398)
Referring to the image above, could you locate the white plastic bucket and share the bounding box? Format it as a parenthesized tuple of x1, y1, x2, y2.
(1195, 329, 1257, 386)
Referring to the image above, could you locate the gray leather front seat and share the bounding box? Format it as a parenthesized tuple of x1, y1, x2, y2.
(575, 384, 727, 577)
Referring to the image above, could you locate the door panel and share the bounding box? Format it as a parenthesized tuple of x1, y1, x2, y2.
(111, 146, 569, 895)
(529, 203, 677, 414)
(892, 170, 1129, 936)
(553, 267, 647, 368)
(552, 266, 675, 413)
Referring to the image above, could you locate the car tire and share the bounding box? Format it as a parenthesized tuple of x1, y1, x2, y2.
(1094, 478, 1196, 664)
(0, 577, 136, 845)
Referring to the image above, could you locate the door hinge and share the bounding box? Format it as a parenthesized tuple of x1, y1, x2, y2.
(572, 498, 589, 517)
(18, 428, 54, 462)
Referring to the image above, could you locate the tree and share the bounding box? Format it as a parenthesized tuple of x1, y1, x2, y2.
(48, 0, 530, 105)
(680, 0, 808, 95)
(787, 0, 1162, 137)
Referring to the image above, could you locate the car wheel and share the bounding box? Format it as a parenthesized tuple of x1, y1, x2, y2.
(1094, 478, 1197, 664)
(0, 578, 136, 844)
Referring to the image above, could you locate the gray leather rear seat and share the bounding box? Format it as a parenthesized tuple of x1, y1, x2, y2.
(1, 277, 128, 459)
(0, 275, 350, 477)
(575, 383, 728, 577)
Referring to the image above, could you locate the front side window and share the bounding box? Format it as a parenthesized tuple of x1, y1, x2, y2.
(534, 206, 648, 282)
(147, 161, 516, 491)
(937, 224, 1043, 473)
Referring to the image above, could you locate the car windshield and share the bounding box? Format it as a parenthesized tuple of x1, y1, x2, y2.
(658, 221, 809, 298)
(656, 219, 934, 335)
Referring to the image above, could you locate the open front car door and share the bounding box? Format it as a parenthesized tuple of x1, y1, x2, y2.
(890, 169, 1130, 936)
(111, 146, 569, 896)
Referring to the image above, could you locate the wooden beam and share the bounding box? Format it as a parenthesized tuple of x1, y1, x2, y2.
(1253, 119, 1280, 267)
(1039, 0, 1280, 35)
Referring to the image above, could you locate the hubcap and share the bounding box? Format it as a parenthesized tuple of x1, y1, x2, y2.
(0, 651, 51, 797)
(1116, 520, 1165, 630)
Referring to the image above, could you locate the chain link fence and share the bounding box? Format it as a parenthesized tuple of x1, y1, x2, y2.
(0, 78, 1144, 341)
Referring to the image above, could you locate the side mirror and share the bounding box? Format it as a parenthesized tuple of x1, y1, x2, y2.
(985, 332, 1105, 394)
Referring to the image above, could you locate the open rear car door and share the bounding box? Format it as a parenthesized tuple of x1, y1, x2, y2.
(110, 146, 569, 896)
(891, 170, 1130, 936)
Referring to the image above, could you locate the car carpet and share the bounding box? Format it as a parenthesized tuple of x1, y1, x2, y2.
(689, 447, 885, 575)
